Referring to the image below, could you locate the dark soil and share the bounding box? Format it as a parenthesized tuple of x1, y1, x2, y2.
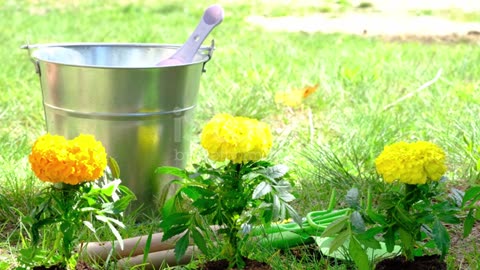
(32, 261, 94, 270)
(375, 255, 447, 270)
(288, 244, 323, 261)
(199, 258, 272, 270)
(287, 244, 355, 269)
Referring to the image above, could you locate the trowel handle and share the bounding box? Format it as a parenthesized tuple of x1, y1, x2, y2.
(156, 5, 223, 66)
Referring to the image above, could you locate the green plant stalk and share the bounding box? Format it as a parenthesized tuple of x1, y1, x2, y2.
(223, 163, 247, 269)
(401, 184, 421, 261)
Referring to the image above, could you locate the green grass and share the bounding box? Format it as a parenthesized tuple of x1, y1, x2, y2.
(1, 0, 480, 269)
(414, 8, 480, 22)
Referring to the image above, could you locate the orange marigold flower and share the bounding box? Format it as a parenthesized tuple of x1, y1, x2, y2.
(29, 134, 107, 185)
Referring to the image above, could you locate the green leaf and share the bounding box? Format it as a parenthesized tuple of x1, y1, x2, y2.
(252, 181, 272, 199)
(108, 156, 121, 178)
(175, 232, 190, 262)
(462, 186, 480, 207)
(181, 186, 203, 201)
(449, 188, 464, 207)
(358, 237, 381, 250)
(155, 166, 188, 179)
(356, 226, 383, 241)
(192, 198, 216, 210)
(83, 221, 96, 233)
(320, 215, 349, 238)
(162, 225, 189, 241)
(272, 195, 280, 219)
(328, 229, 349, 254)
(142, 229, 153, 264)
(112, 192, 136, 213)
(99, 181, 118, 197)
(107, 220, 124, 250)
(162, 196, 176, 217)
(349, 235, 370, 270)
(366, 210, 387, 225)
(345, 188, 359, 208)
(191, 227, 208, 256)
(278, 192, 295, 202)
(432, 219, 450, 258)
(350, 211, 365, 233)
(398, 227, 414, 258)
(394, 205, 414, 230)
(284, 203, 302, 225)
(464, 210, 475, 237)
(384, 226, 396, 252)
(159, 212, 191, 231)
(262, 164, 289, 179)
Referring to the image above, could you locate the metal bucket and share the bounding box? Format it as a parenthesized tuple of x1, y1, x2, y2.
(24, 43, 213, 214)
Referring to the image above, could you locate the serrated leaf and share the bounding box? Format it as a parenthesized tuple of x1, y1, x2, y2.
(279, 192, 295, 202)
(358, 237, 381, 250)
(191, 227, 208, 256)
(272, 195, 280, 219)
(351, 211, 365, 233)
(285, 203, 302, 225)
(262, 164, 289, 179)
(398, 227, 414, 256)
(463, 210, 475, 237)
(192, 198, 216, 210)
(449, 188, 464, 207)
(432, 219, 450, 258)
(349, 235, 370, 270)
(174, 232, 190, 262)
(462, 186, 480, 206)
(162, 196, 175, 218)
(327, 229, 349, 254)
(384, 226, 396, 252)
(253, 181, 272, 199)
(366, 210, 387, 225)
(160, 212, 190, 230)
(181, 186, 205, 201)
(162, 225, 189, 241)
(321, 215, 349, 238)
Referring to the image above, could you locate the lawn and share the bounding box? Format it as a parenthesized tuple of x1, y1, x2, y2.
(1, 0, 479, 269)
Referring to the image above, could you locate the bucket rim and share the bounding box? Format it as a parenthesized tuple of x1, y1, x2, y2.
(22, 42, 213, 69)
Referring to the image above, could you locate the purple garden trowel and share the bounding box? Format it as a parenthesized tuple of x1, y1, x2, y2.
(156, 4, 224, 67)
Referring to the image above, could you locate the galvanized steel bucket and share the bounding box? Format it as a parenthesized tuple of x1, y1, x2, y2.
(24, 42, 214, 214)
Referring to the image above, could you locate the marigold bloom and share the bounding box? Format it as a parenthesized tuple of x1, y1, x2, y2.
(200, 114, 273, 163)
(29, 134, 107, 185)
(375, 141, 447, 185)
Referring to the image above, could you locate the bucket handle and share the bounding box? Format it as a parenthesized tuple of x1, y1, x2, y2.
(21, 43, 41, 76)
(202, 39, 215, 73)
(21, 41, 216, 74)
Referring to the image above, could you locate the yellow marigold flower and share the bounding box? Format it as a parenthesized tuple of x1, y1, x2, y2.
(200, 114, 273, 164)
(375, 141, 447, 185)
(29, 134, 107, 185)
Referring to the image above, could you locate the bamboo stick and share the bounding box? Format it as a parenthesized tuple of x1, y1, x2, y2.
(116, 246, 199, 269)
(79, 232, 188, 261)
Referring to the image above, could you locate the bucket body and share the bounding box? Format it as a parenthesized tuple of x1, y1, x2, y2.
(27, 43, 212, 213)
